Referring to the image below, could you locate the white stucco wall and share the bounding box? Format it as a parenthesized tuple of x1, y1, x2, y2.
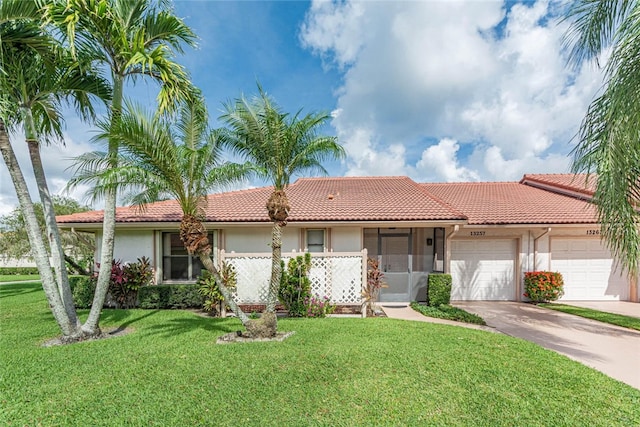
(224, 227, 299, 253)
(96, 230, 155, 265)
(330, 227, 362, 252)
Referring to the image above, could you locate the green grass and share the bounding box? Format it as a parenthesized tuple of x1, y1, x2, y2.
(539, 303, 640, 331)
(0, 274, 40, 282)
(410, 301, 486, 325)
(1, 282, 639, 426)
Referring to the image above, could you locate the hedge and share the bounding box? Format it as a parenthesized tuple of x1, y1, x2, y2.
(69, 275, 96, 309)
(138, 284, 204, 309)
(69, 277, 203, 310)
(0, 267, 40, 275)
(427, 274, 452, 307)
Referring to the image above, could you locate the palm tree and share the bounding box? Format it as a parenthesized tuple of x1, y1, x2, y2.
(69, 95, 254, 327)
(44, 0, 196, 335)
(220, 85, 345, 335)
(1, 1, 110, 338)
(564, 1, 640, 277)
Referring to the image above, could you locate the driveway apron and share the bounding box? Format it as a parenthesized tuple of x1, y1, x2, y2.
(453, 302, 640, 390)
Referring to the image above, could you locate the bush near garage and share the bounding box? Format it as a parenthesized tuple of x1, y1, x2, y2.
(427, 274, 452, 307)
(524, 271, 564, 303)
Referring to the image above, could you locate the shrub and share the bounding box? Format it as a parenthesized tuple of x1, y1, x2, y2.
(0, 267, 40, 275)
(138, 284, 203, 309)
(305, 294, 336, 318)
(69, 275, 96, 309)
(197, 262, 237, 316)
(278, 253, 312, 317)
(427, 274, 452, 307)
(93, 257, 154, 309)
(362, 258, 386, 315)
(410, 302, 486, 325)
(524, 271, 564, 303)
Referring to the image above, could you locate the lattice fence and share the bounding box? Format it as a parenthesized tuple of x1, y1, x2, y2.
(220, 250, 367, 305)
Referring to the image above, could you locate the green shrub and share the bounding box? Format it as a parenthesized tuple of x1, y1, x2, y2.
(69, 275, 96, 309)
(168, 284, 204, 309)
(278, 253, 312, 317)
(0, 267, 40, 275)
(410, 302, 486, 325)
(138, 284, 203, 309)
(197, 263, 236, 315)
(427, 274, 452, 307)
(524, 271, 564, 303)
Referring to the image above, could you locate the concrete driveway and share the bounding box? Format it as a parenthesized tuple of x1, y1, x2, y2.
(453, 301, 640, 390)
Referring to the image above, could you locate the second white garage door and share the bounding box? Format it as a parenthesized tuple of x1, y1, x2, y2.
(450, 239, 517, 300)
(551, 238, 628, 301)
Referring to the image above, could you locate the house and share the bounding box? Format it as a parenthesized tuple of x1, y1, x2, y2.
(56, 174, 639, 304)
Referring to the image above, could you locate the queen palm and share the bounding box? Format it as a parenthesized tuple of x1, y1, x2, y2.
(1, 2, 110, 338)
(220, 86, 345, 335)
(565, 1, 640, 277)
(70, 95, 253, 327)
(44, 0, 196, 335)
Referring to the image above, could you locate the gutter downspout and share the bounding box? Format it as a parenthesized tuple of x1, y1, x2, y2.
(533, 227, 551, 271)
(445, 225, 460, 274)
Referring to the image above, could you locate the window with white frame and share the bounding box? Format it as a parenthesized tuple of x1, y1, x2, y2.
(162, 232, 214, 281)
(306, 229, 325, 253)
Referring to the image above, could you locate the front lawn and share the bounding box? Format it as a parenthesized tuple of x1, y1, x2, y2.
(1, 282, 639, 426)
(0, 274, 40, 282)
(539, 303, 640, 331)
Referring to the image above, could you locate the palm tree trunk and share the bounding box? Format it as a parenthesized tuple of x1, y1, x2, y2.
(82, 74, 124, 335)
(23, 108, 78, 327)
(198, 252, 249, 325)
(266, 220, 283, 313)
(0, 119, 78, 336)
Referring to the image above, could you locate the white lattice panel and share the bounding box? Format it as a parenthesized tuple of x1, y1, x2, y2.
(228, 256, 271, 304)
(330, 256, 363, 304)
(222, 251, 365, 305)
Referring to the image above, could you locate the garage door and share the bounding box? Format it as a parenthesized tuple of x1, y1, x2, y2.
(450, 239, 517, 300)
(551, 238, 628, 301)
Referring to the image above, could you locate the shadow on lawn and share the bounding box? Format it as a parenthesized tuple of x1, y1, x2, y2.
(0, 282, 42, 299)
(144, 314, 239, 338)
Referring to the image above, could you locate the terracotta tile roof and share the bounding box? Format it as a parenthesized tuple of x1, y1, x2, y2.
(520, 173, 596, 199)
(421, 181, 598, 225)
(57, 176, 467, 224)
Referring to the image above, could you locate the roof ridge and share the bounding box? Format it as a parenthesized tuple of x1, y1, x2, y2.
(294, 175, 409, 182)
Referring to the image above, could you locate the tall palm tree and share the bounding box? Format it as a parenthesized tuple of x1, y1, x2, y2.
(220, 85, 345, 335)
(44, 0, 196, 335)
(69, 95, 253, 327)
(564, 1, 640, 277)
(1, 1, 110, 338)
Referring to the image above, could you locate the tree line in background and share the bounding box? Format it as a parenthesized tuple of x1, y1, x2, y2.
(1, 0, 638, 342)
(0, 196, 94, 274)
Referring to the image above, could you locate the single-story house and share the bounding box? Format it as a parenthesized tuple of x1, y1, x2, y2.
(56, 173, 639, 304)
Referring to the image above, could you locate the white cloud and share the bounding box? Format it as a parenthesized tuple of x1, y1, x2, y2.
(416, 138, 480, 182)
(300, 0, 604, 182)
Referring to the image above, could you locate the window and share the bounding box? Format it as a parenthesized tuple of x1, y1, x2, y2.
(162, 232, 214, 281)
(306, 229, 325, 253)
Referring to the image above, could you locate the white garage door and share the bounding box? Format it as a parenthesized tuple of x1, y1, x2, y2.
(450, 239, 517, 300)
(551, 238, 628, 301)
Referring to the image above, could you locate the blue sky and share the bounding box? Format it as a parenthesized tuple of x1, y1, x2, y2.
(0, 0, 605, 215)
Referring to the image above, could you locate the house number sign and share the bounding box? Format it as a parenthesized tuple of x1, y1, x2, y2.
(470, 231, 486, 236)
(586, 229, 600, 236)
